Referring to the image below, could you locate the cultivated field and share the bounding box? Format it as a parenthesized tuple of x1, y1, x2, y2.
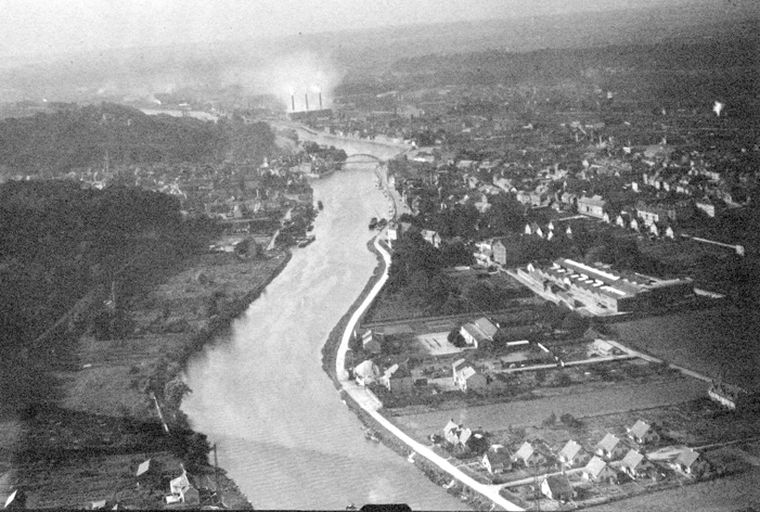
(389, 377, 708, 442)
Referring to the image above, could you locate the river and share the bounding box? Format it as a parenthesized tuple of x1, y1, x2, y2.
(182, 155, 463, 509)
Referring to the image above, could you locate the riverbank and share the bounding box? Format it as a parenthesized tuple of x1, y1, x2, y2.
(321, 238, 493, 511)
(7, 248, 292, 509)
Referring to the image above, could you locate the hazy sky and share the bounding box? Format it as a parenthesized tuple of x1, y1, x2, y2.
(0, 0, 690, 58)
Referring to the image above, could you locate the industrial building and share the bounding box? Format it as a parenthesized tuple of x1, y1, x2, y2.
(517, 258, 694, 314)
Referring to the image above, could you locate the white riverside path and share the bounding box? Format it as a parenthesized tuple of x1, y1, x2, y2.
(335, 233, 525, 512)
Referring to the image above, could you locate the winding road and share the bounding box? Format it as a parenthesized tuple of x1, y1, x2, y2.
(335, 234, 525, 512)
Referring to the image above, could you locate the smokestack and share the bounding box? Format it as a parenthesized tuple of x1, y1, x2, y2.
(319, 92, 323, 110)
(291, 94, 295, 112)
(304, 93, 309, 111)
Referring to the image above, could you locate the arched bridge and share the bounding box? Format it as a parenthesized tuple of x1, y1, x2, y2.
(341, 153, 385, 165)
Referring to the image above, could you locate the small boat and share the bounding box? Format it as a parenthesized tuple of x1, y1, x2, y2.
(297, 235, 316, 248)
(317, 200, 324, 210)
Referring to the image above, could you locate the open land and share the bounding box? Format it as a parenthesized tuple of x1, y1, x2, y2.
(7, 249, 290, 509)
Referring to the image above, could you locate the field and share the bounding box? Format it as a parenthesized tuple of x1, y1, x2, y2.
(363, 268, 539, 324)
(416, 332, 463, 356)
(587, 466, 760, 512)
(5, 250, 289, 509)
(389, 377, 708, 443)
(612, 306, 760, 391)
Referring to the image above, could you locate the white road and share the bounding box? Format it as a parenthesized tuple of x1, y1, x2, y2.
(335, 234, 525, 511)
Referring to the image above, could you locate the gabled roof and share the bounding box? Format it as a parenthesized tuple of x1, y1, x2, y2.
(675, 448, 700, 468)
(354, 360, 379, 379)
(485, 445, 512, 466)
(459, 366, 477, 381)
(559, 440, 582, 461)
(443, 419, 458, 435)
(596, 433, 621, 453)
(136, 458, 152, 477)
(473, 317, 498, 338)
(514, 441, 535, 461)
(621, 449, 644, 471)
(544, 474, 573, 498)
(584, 456, 608, 478)
(629, 420, 651, 439)
(170, 471, 190, 495)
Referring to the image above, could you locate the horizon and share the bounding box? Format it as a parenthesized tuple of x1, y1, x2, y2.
(1, 0, 753, 61)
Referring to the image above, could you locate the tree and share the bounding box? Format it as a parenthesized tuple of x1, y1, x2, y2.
(542, 412, 557, 427)
(448, 328, 466, 347)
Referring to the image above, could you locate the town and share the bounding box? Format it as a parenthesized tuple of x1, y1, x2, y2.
(0, 4, 758, 510)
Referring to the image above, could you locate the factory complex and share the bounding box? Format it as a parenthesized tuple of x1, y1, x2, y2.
(516, 258, 695, 315)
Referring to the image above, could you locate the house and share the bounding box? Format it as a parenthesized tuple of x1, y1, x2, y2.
(454, 366, 487, 392)
(672, 448, 702, 475)
(443, 419, 472, 447)
(595, 433, 627, 460)
(620, 449, 654, 479)
(361, 329, 383, 355)
(589, 338, 615, 357)
(708, 381, 747, 410)
(382, 364, 414, 394)
(524, 222, 545, 238)
(582, 456, 618, 483)
(421, 229, 442, 249)
(626, 420, 660, 445)
(540, 474, 575, 502)
(460, 317, 499, 348)
(511, 442, 547, 467)
(577, 195, 607, 219)
(481, 444, 512, 474)
(168, 469, 200, 505)
(90, 499, 113, 510)
(354, 360, 380, 386)
(557, 439, 591, 468)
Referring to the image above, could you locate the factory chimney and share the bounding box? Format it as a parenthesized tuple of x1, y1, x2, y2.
(304, 93, 309, 111)
(319, 91, 323, 110)
(291, 94, 295, 112)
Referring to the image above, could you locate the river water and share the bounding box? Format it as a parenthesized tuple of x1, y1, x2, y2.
(182, 158, 463, 510)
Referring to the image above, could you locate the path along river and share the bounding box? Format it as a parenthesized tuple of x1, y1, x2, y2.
(182, 137, 463, 510)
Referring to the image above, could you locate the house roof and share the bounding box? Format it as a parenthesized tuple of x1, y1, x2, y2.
(459, 366, 477, 381)
(596, 433, 621, 453)
(676, 448, 700, 468)
(354, 360, 379, 379)
(443, 419, 458, 435)
(461, 323, 487, 343)
(629, 420, 651, 439)
(473, 317, 498, 338)
(485, 445, 512, 466)
(544, 474, 573, 498)
(170, 472, 191, 495)
(621, 449, 644, 470)
(584, 456, 608, 478)
(579, 194, 607, 206)
(136, 458, 151, 477)
(514, 442, 534, 461)
(559, 440, 582, 461)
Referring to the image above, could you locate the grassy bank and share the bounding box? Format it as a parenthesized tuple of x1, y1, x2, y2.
(10, 249, 292, 509)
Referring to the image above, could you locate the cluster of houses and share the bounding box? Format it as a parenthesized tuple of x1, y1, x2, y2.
(469, 419, 708, 504)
